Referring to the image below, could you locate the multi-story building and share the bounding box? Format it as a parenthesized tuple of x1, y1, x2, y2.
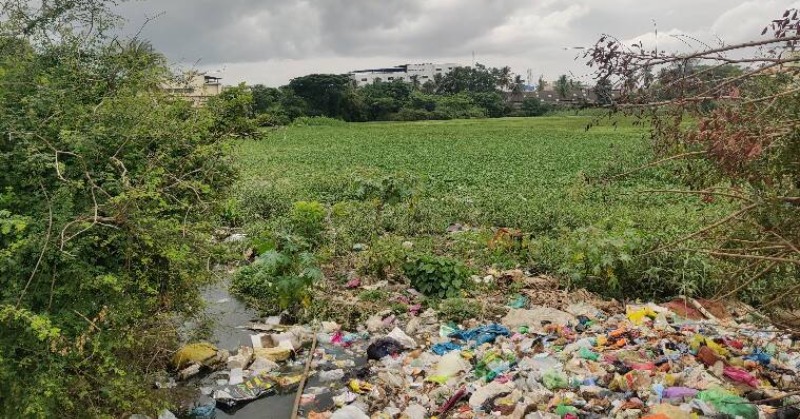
(350, 63, 461, 87)
(163, 71, 223, 106)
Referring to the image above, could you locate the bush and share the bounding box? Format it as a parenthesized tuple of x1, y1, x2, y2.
(0, 6, 235, 416)
(438, 298, 481, 322)
(291, 116, 347, 127)
(231, 248, 322, 314)
(403, 254, 472, 299)
(254, 112, 290, 127)
(390, 108, 432, 121)
(521, 97, 550, 116)
(289, 201, 326, 244)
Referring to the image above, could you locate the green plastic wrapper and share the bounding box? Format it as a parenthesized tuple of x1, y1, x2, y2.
(542, 369, 570, 390)
(696, 388, 758, 419)
(578, 347, 600, 361)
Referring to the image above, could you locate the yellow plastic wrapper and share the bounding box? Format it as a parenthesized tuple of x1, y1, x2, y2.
(626, 307, 657, 325)
(254, 347, 292, 362)
(173, 342, 218, 368)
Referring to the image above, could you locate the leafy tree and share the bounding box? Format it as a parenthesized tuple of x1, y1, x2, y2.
(594, 78, 614, 105)
(288, 73, 353, 118)
(521, 97, 549, 116)
(555, 74, 570, 98)
(0, 1, 235, 416)
(207, 82, 256, 134)
(251, 84, 283, 114)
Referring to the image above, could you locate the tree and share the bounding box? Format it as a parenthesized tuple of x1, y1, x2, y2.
(511, 75, 526, 95)
(251, 84, 282, 114)
(409, 74, 421, 91)
(521, 97, 549, 116)
(594, 78, 613, 105)
(555, 74, 570, 98)
(585, 7, 800, 312)
(0, 1, 236, 416)
(288, 73, 353, 118)
(537, 75, 546, 93)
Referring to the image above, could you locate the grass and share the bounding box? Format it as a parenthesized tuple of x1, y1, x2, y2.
(232, 116, 729, 302)
(238, 117, 714, 233)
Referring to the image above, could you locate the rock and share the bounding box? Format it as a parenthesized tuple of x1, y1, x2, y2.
(352, 243, 368, 252)
(402, 241, 414, 249)
(157, 411, 177, 419)
(468, 381, 516, 409)
(502, 307, 576, 332)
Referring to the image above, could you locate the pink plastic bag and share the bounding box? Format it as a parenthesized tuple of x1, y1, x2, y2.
(723, 366, 759, 387)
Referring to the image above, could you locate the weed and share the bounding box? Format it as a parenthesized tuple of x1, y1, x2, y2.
(438, 298, 482, 322)
(402, 254, 472, 299)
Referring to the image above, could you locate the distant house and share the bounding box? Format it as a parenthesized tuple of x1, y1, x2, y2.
(350, 63, 460, 87)
(163, 71, 223, 106)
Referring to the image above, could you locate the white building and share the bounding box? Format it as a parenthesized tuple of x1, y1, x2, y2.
(350, 63, 461, 87)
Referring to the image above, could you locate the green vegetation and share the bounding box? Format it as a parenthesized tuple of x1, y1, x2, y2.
(233, 117, 730, 304)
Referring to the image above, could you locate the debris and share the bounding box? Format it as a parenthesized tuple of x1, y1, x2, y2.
(212, 370, 276, 409)
(173, 343, 219, 369)
(366, 338, 405, 360)
(502, 307, 575, 331)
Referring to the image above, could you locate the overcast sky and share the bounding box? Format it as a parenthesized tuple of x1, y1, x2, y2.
(116, 0, 799, 87)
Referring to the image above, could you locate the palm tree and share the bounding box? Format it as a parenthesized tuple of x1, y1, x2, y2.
(511, 75, 525, 94)
(409, 75, 421, 91)
(496, 66, 512, 91)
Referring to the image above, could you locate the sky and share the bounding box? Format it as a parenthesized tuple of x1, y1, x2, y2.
(116, 0, 800, 87)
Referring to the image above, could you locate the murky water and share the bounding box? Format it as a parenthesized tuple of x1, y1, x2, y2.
(197, 280, 365, 419)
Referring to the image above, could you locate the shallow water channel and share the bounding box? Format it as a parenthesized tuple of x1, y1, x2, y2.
(197, 281, 362, 418)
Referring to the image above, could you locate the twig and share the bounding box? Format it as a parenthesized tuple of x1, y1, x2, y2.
(291, 324, 319, 419)
(605, 151, 707, 180)
(642, 204, 756, 256)
(73, 310, 102, 332)
(637, 189, 753, 202)
(715, 261, 779, 301)
(699, 250, 800, 264)
(17, 183, 53, 308)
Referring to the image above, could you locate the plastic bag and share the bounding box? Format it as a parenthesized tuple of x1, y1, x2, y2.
(696, 388, 758, 419)
(431, 342, 461, 355)
(578, 347, 599, 361)
(366, 337, 405, 360)
(449, 324, 511, 346)
(213, 370, 276, 409)
(428, 351, 470, 384)
(723, 366, 759, 388)
(542, 369, 569, 390)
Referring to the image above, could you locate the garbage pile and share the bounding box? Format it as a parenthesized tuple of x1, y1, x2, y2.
(167, 275, 800, 419)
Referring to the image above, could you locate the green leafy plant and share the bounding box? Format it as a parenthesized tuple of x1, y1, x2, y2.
(357, 289, 388, 302)
(402, 254, 472, 299)
(438, 298, 481, 322)
(231, 247, 323, 315)
(289, 201, 326, 244)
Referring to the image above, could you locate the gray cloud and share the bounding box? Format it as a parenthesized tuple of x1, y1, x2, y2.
(115, 0, 798, 86)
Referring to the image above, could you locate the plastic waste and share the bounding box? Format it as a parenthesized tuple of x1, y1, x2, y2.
(449, 324, 510, 346)
(253, 347, 292, 362)
(723, 366, 759, 387)
(507, 294, 528, 309)
(744, 350, 771, 365)
(542, 369, 569, 390)
(431, 342, 461, 355)
(318, 369, 345, 382)
(173, 343, 218, 368)
(387, 327, 416, 349)
(578, 347, 599, 361)
(662, 386, 698, 400)
(428, 350, 470, 384)
(212, 370, 276, 409)
(696, 388, 758, 419)
(330, 405, 369, 419)
(366, 337, 405, 360)
(626, 306, 657, 325)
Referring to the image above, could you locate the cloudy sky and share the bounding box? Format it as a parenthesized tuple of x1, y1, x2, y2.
(116, 0, 799, 87)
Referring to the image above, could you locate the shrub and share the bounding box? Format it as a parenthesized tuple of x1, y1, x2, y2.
(254, 112, 290, 127)
(403, 254, 472, 299)
(231, 249, 323, 314)
(291, 116, 347, 127)
(438, 298, 481, 322)
(289, 201, 326, 244)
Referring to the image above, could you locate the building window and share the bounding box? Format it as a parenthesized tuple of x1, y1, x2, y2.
(422, 76, 429, 79)
(436, 68, 442, 72)
(361, 78, 368, 82)
(448, 67, 453, 70)
(398, 77, 404, 81)
(388, 77, 394, 80)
